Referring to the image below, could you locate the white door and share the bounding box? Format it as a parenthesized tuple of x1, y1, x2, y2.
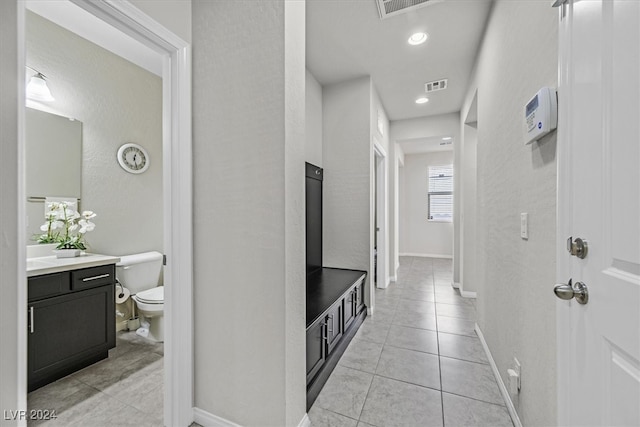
(556, 1, 640, 426)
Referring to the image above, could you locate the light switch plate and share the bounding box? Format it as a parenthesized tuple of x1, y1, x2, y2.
(520, 213, 528, 239)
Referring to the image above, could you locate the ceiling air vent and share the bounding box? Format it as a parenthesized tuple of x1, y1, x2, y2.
(425, 79, 448, 93)
(376, 0, 444, 20)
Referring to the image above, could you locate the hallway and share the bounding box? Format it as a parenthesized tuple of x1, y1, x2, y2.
(309, 257, 513, 426)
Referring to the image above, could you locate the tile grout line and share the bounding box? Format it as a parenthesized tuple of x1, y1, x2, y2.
(440, 389, 510, 408)
(429, 259, 448, 427)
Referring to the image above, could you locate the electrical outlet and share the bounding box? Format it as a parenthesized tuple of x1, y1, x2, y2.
(514, 357, 521, 391)
(520, 213, 528, 240)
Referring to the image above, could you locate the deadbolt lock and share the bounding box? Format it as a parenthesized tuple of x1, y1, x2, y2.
(567, 236, 588, 259)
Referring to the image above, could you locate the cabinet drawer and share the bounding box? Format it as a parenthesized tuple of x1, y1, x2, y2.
(71, 265, 115, 291)
(28, 272, 70, 302)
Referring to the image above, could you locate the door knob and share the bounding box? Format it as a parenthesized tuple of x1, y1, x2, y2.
(554, 278, 589, 304)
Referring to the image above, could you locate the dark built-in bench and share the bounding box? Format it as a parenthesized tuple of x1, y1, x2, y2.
(306, 267, 367, 410)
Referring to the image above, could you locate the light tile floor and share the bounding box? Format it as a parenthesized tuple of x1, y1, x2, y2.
(309, 256, 513, 427)
(28, 331, 163, 427)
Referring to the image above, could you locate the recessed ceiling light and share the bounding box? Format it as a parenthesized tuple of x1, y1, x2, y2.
(408, 32, 428, 46)
(415, 97, 429, 104)
(442, 137, 452, 141)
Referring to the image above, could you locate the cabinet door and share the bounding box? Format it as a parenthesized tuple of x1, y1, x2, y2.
(28, 284, 115, 391)
(355, 279, 365, 314)
(326, 303, 343, 354)
(343, 290, 356, 331)
(306, 319, 326, 384)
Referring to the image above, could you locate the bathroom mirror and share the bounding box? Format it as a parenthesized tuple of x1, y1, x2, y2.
(25, 107, 82, 243)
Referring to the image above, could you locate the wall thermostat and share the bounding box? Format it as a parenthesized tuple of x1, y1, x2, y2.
(524, 87, 557, 145)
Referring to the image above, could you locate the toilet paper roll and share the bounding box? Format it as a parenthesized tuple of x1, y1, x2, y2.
(115, 285, 131, 304)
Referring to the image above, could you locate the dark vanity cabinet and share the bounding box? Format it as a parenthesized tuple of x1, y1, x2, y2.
(28, 265, 116, 391)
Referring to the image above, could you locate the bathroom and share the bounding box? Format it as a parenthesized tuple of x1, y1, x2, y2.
(25, 3, 166, 424)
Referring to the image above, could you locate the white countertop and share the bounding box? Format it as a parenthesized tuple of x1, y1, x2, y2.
(27, 253, 121, 277)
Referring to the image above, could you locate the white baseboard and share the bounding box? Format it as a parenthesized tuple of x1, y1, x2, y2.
(452, 281, 460, 289)
(475, 324, 523, 427)
(298, 413, 311, 427)
(193, 407, 241, 427)
(460, 290, 477, 299)
(193, 407, 311, 427)
(399, 252, 453, 259)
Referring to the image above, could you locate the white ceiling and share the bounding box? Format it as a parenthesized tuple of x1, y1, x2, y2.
(399, 136, 453, 154)
(306, 0, 493, 121)
(28, 0, 490, 127)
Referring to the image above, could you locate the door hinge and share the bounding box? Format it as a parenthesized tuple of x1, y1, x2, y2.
(163, 254, 167, 266)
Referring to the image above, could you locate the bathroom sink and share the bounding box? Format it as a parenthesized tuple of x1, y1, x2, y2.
(26, 253, 121, 277)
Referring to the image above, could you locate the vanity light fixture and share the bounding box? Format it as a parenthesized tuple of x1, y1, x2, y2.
(26, 67, 55, 102)
(415, 96, 429, 104)
(442, 136, 452, 141)
(408, 32, 428, 46)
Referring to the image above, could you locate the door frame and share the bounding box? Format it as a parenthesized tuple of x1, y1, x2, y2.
(17, 1, 194, 426)
(556, 1, 571, 423)
(373, 140, 389, 289)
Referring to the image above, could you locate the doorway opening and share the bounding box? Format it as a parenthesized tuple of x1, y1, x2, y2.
(17, 1, 193, 425)
(374, 140, 388, 290)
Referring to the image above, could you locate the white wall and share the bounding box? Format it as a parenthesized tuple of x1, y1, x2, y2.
(370, 84, 390, 287)
(0, 1, 21, 424)
(305, 69, 323, 167)
(461, 123, 477, 294)
(370, 84, 389, 153)
(128, 0, 191, 43)
(323, 76, 373, 305)
(468, 1, 558, 425)
(192, 1, 306, 425)
(26, 11, 163, 257)
(399, 151, 454, 257)
(389, 142, 404, 280)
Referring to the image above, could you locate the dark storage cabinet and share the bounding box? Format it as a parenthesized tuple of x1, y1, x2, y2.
(343, 289, 356, 332)
(325, 302, 343, 354)
(28, 265, 116, 391)
(305, 271, 366, 409)
(305, 162, 368, 409)
(306, 319, 326, 384)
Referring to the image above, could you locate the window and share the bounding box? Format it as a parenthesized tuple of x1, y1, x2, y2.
(428, 165, 453, 222)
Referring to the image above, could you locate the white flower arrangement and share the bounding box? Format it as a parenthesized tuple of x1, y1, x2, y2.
(37, 201, 97, 250)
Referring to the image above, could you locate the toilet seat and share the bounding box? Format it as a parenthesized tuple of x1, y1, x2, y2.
(135, 286, 164, 304)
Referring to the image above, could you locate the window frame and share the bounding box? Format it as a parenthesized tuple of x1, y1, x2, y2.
(427, 165, 454, 223)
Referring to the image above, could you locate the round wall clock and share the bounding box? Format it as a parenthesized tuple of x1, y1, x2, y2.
(117, 143, 149, 174)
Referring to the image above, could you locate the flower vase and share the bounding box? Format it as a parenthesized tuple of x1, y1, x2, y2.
(54, 249, 81, 258)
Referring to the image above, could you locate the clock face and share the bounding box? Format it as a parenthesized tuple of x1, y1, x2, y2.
(117, 143, 149, 174)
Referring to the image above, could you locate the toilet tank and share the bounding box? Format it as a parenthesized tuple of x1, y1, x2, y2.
(115, 251, 163, 294)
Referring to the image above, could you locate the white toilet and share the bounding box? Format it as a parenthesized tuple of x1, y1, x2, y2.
(115, 251, 165, 342)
